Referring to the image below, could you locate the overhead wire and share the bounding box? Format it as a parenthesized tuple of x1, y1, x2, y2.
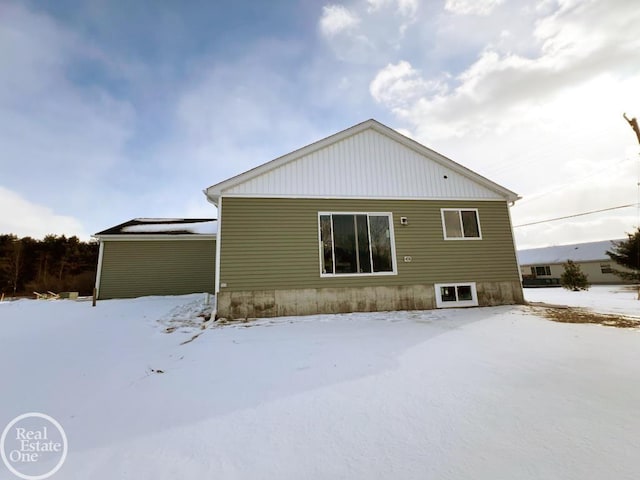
(513, 203, 639, 228)
(512, 156, 636, 208)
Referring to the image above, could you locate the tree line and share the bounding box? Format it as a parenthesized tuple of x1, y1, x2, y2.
(0, 234, 99, 297)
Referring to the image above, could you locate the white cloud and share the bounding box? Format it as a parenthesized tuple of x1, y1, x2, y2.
(397, 0, 419, 17)
(174, 41, 325, 186)
(319, 5, 361, 37)
(369, 0, 640, 247)
(370, 61, 444, 109)
(318, 4, 377, 64)
(317, 0, 424, 64)
(0, 3, 135, 236)
(366, 0, 418, 17)
(366, 0, 389, 12)
(0, 187, 87, 238)
(444, 0, 505, 16)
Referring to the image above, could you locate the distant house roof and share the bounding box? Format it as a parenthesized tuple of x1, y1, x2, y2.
(518, 239, 623, 265)
(94, 218, 217, 236)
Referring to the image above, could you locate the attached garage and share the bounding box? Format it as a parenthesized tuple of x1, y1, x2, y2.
(94, 218, 216, 299)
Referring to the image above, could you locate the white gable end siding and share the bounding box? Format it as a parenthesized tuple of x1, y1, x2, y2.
(223, 130, 503, 200)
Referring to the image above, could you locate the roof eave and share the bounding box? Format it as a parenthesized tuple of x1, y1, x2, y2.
(93, 234, 217, 241)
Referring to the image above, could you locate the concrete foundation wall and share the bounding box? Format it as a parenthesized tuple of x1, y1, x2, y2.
(216, 280, 524, 320)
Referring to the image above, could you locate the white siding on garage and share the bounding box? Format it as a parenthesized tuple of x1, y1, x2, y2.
(223, 129, 504, 200)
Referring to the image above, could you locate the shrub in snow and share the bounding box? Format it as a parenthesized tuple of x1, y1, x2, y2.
(561, 260, 589, 291)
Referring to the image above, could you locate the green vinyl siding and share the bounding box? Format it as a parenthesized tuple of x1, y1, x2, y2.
(218, 197, 519, 292)
(99, 239, 215, 299)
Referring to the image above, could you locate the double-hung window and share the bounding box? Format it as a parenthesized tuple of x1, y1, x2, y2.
(441, 208, 481, 240)
(319, 213, 396, 276)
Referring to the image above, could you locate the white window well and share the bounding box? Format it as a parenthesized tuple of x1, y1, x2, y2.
(441, 208, 482, 240)
(434, 282, 479, 308)
(318, 212, 397, 276)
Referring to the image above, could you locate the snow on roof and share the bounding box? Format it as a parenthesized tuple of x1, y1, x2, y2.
(518, 239, 623, 265)
(132, 218, 185, 223)
(95, 218, 217, 236)
(122, 221, 217, 235)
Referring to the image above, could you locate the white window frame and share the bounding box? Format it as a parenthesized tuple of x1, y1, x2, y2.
(318, 212, 398, 277)
(434, 282, 479, 308)
(532, 265, 552, 277)
(441, 208, 482, 240)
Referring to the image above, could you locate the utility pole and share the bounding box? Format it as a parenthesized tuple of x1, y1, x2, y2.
(624, 113, 640, 298)
(623, 113, 640, 144)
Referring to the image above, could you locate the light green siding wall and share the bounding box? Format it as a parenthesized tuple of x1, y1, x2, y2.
(218, 197, 520, 292)
(98, 239, 216, 299)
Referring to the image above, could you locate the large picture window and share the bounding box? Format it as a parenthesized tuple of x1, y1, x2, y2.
(441, 208, 481, 240)
(319, 213, 396, 276)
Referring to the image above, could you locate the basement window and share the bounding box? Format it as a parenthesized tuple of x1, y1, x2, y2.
(441, 209, 482, 240)
(319, 213, 397, 276)
(435, 283, 479, 308)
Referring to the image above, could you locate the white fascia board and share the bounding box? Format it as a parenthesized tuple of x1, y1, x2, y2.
(93, 234, 217, 241)
(218, 193, 509, 202)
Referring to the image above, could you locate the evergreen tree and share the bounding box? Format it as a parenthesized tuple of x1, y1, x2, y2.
(560, 260, 589, 291)
(0, 234, 98, 296)
(606, 230, 640, 282)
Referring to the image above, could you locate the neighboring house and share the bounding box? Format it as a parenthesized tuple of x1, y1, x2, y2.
(205, 119, 524, 319)
(94, 218, 216, 299)
(518, 239, 633, 286)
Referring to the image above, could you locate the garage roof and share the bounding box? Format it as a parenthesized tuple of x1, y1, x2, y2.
(95, 218, 217, 236)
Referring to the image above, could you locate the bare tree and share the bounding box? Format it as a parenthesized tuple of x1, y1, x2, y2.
(8, 239, 23, 297)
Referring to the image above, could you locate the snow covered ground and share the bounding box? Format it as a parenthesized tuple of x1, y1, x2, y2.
(525, 284, 640, 316)
(1, 288, 639, 479)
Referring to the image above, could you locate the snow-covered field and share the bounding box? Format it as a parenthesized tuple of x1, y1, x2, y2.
(1, 287, 639, 479)
(525, 284, 640, 316)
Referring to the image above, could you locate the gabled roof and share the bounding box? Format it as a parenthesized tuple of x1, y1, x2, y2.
(518, 239, 623, 265)
(204, 119, 520, 204)
(94, 218, 217, 237)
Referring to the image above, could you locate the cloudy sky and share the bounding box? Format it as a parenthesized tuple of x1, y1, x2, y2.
(1, 0, 639, 248)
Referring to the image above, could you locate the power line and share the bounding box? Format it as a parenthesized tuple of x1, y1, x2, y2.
(512, 156, 636, 208)
(513, 203, 639, 228)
